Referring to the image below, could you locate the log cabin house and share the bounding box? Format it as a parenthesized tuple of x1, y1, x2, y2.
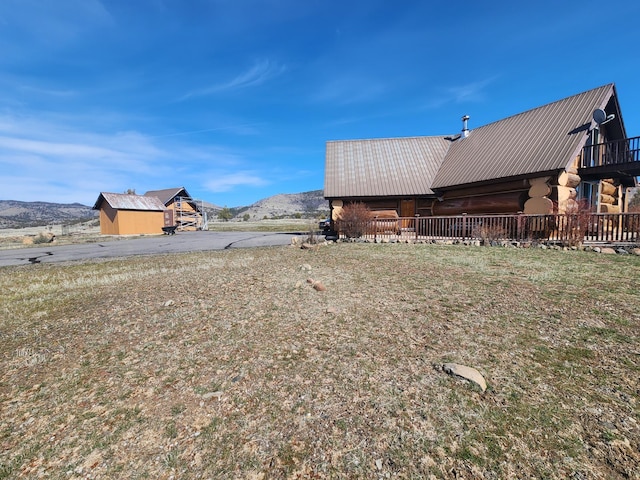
(324, 84, 639, 231)
(93, 187, 206, 235)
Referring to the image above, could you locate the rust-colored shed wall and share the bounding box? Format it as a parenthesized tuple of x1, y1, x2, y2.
(99, 203, 119, 234)
(115, 210, 165, 235)
(98, 207, 165, 235)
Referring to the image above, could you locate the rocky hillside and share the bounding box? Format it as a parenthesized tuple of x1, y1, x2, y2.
(230, 190, 328, 220)
(0, 200, 98, 229)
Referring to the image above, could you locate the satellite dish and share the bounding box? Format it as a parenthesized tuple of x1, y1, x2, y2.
(593, 108, 607, 124)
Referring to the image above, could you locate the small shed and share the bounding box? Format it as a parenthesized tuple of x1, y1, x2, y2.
(93, 192, 169, 235)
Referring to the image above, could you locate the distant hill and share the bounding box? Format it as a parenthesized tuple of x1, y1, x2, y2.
(0, 200, 98, 229)
(229, 190, 328, 220)
(0, 191, 329, 228)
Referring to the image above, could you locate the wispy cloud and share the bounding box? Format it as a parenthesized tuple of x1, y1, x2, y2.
(151, 123, 262, 138)
(0, 116, 174, 204)
(204, 172, 269, 193)
(445, 77, 498, 103)
(311, 76, 387, 105)
(180, 59, 286, 100)
(17, 84, 77, 97)
(420, 77, 499, 110)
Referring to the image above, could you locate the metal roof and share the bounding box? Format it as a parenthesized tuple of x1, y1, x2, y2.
(431, 84, 615, 189)
(93, 192, 166, 211)
(144, 187, 189, 205)
(325, 84, 618, 198)
(324, 136, 451, 198)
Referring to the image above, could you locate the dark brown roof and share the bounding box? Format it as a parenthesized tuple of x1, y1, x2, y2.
(144, 187, 189, 205)
(93, 193, 166, 211)
(324, 136, 450, 198)
(432, 84, 615, 189)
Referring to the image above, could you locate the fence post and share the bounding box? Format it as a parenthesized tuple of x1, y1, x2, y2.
(374, 216, 377, 242)
(415, 214, 419, 241)
(462, 213, 467, 241)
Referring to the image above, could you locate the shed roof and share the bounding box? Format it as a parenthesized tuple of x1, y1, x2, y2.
(93, 192, 166, 211)
(432, 83, 616, 189)
(144, 187, 190, 205)
(324, 136, 450, 198)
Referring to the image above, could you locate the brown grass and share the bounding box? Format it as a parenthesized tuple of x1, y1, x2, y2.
(1, 244, 639, 479)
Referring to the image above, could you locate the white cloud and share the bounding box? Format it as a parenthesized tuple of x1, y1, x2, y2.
(204, 172, 269, 193)
(180, 59, 286, 100)
(445, 77, 499, 104)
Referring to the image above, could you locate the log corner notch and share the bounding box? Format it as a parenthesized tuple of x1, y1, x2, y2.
(524, 177, 554, 214)
(553, 167, 581, 214)
(599, 178, 621, 213)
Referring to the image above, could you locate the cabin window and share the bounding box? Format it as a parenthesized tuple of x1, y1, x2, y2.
(577, 181, 599, 212)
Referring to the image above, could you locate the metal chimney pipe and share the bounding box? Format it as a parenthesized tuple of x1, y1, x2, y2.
(461, 115, 470, 138)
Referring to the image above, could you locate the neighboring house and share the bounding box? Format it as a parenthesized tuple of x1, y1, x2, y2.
(93, 192, 169, 235)
(144, 187, 206, 231)
(324, 83, 639, 222)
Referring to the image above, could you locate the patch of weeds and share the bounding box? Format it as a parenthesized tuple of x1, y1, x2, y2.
(557, 346, 594, 363)
(601, 429, 619, 442)
(199, 417, 221, 439)
(165, 421, 178, 439)
(163, 449, 181, 469)
(0, 442, 41, 479)
(170, 403, 186, 415)
(457, 444, 485, 467)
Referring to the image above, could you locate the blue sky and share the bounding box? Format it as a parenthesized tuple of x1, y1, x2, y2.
(1, 0, 639, 207)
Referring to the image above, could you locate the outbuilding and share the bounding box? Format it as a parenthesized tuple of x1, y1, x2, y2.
(93, 192, 169, 235)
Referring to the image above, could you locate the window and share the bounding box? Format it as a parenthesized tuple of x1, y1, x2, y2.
(576, 181, 599, 212)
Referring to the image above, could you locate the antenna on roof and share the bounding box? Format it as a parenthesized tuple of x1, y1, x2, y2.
(593, 108, 615, 125)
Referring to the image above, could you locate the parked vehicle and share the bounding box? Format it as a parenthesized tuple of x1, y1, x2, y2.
(319, 218, 331, 232)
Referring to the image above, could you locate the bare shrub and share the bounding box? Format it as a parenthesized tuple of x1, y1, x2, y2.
(472, 223, 507, 246)
(561, 199, 593, 247)
(336, 203, 372, 238)
(33, 233, 54, 244)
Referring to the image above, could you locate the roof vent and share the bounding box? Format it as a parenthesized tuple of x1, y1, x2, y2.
(461, 115, 470, 138)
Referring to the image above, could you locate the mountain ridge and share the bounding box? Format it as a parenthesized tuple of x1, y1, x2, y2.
(0, 190, 328, 228)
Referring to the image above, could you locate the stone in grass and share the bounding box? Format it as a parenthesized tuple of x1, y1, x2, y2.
(442, 363, 487, 392)
(306, 278, 326, 291)
(202, 391, 223, 401)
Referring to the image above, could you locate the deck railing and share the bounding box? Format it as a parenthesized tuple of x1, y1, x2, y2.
(336, 213, 640, 245)
(581, 136, 640, 168)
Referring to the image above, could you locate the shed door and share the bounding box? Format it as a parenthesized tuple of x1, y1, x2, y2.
(164, 210, 174, 227)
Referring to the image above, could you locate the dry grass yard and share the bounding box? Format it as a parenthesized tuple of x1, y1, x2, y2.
(1, 243, 639, 479)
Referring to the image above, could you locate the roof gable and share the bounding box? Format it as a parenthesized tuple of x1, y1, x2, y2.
(144, 187, 189, 205)
(324, 136, 451, 198)
(432, 84, 615, 189)
(93, 192, 166, 211)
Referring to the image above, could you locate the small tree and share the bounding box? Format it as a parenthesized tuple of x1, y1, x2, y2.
(218, 206, 233, 222)
(337, 202, 372, 238)
(124, 188, 136, 195)
(242, 213, 250, 222)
